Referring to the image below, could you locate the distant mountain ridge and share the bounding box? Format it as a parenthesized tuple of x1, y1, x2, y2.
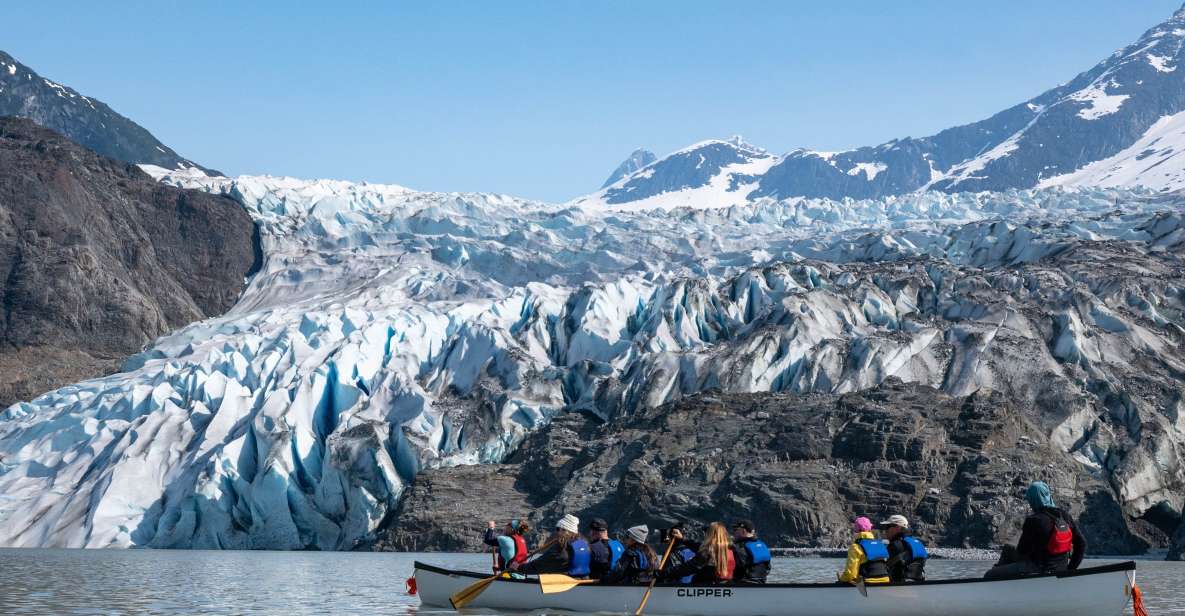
(0, 50, 214, 174)
(582, 4, 1185, 208)
(600, 148, 656, 188)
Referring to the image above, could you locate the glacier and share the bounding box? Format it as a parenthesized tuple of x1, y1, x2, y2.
(0, 170, 1183, 549)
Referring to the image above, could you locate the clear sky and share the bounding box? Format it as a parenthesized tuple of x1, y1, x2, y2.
(5, 1, 1182, 202)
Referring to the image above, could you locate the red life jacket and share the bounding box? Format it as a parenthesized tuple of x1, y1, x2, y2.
(1046, 511, 1073, 556)
(511, 534, 529, 565)
(717, 549, 736, 581)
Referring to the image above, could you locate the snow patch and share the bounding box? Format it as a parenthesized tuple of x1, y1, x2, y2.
(847, 162, 888, 181)
(1068, 79, 1130, 120)
(1147, 54, 1177, 72)
(1039, 111, 1185, 191)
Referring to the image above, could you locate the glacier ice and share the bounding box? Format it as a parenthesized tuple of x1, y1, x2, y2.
(0, 172, 1182, 549)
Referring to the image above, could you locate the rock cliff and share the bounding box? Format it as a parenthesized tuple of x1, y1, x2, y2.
(376, 379, 1159, 554)
(0, 117, 257, 405)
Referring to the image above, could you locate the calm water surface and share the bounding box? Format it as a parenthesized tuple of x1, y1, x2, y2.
(1, 549, 1181, 615)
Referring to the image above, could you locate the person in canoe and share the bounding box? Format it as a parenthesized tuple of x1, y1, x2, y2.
(511, 514, 592, 578)
(880, 514, 927, 582)
(731, 519, 771, 584)
(985, 481, 1087, 579)
(659, 523, 699, 584)
(587, 518, 624, 580)
(663, 522, 738, 584)
(837, 516, 891, 585)
(602, 525, 659, 584)
(483, 519, 531, 574)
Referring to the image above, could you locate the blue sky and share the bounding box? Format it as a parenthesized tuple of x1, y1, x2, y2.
(5, 1, 1182, 201)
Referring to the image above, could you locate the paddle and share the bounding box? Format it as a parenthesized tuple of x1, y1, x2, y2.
(856, 577, 868, 598)
(450, 539, 554, 609)
(538, 573, 601, 594)
(633, 538, 677, 616)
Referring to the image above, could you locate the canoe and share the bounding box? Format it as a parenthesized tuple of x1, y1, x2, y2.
(413, 560, 1137, 616)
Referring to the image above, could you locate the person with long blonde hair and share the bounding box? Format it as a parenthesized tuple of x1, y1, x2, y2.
(662, 522, 737, 584)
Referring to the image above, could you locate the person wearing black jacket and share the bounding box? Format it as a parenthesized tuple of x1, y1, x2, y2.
(586, 518, 623, 580)
(513, 514, 591, 577)
(880, 514, 927, 582)
(659, 524, 700, 584)
(602, 525, 658, 584)
(985, 482, 1087, 579)
(730, 519, 771, 584)
(663, 523, 739, 585)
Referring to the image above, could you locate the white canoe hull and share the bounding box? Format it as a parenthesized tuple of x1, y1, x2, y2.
(414, 561, 1136, 616)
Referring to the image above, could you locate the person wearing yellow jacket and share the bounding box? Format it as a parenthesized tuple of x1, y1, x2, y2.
(837, 517, 892, 585)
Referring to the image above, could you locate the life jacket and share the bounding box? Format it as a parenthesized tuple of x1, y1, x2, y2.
(568, 539, 592, 577)
(743, 539, 771, 564)
(511, 534, 529, 565)
(858, 539, 890, 579)
(1045, 511, 1073, 556)
(675, 547, 697, 584)
(902, 536, 928, 561)
(632, 547, 650, 571)
(607, 539, 625, 570)
(718, 549, 736, 581)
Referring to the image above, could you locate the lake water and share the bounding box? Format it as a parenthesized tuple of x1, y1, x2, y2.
(1, 549, 1181, 615)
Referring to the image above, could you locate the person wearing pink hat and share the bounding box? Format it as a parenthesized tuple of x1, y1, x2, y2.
(837, 517, 891, 585)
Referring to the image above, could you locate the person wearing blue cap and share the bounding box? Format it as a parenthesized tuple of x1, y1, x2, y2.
(984, 481, 1087, 578)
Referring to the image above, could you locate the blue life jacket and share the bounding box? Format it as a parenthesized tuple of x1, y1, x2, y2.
(902, 536, 928, 561)
(607, 540, 625, 570)
(676, 547, 696, 584)
(744, 539, 771, 564)
(634, 547, 650, 571)
(859, 539, 889, 562)
(568, 539, 592, 577)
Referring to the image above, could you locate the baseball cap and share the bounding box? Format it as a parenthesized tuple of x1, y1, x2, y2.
(878, 515, 910, 529)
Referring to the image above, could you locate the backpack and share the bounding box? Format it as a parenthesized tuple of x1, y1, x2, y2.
(1045, 511, 1073, 556)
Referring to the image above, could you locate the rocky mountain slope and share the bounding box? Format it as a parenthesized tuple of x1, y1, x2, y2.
(0, 50, 212, 173)
(376, 379, 1158, 555)
(601, 148, 657, 188)
(0, 118, 257, 406)
(582, 4, 1185, 208)
(1, 165, 1181, 551)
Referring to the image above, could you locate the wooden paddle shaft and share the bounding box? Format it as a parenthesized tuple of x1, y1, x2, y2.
(634, 538, 678, 616)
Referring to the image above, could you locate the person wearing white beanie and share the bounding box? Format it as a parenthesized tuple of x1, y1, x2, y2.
(557, 514, 580, 534)
(513, 514, 592, 578)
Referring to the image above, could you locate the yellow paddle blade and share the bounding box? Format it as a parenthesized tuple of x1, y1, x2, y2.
(450, 575, 498, 609)
(539, 574, 598, 594)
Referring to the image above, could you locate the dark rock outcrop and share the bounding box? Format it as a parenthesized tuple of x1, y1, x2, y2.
(1171, 522, 1185, 560)
(0, 50, 212, 173)
(374, 379, 1159, 554)
(0, 117, 257, 406)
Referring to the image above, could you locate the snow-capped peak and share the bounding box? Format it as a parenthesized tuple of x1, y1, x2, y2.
(575, 137, 778, 210)
(578, 3, 1185, 205)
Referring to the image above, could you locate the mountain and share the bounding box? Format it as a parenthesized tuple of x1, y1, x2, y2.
(2, 7, 1185, 556)
(601, 148, 657, 188)
(1, 164, 1182, 550)
(583, 137, 776, 209)
(580, 4, 1185, 208)
(0, 50, 213, 173)
(0, 118, 257, 407)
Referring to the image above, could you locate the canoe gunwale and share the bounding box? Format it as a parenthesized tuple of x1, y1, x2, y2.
(412, 559, 1136, 589)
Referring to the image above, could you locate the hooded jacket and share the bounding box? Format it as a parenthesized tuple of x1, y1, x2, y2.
(838, 531, 891, 585)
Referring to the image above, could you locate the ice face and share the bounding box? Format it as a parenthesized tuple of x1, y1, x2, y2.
(0, 172, 1182, 549)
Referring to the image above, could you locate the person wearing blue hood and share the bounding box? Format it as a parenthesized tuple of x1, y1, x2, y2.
(984, 481, 1087, 578)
